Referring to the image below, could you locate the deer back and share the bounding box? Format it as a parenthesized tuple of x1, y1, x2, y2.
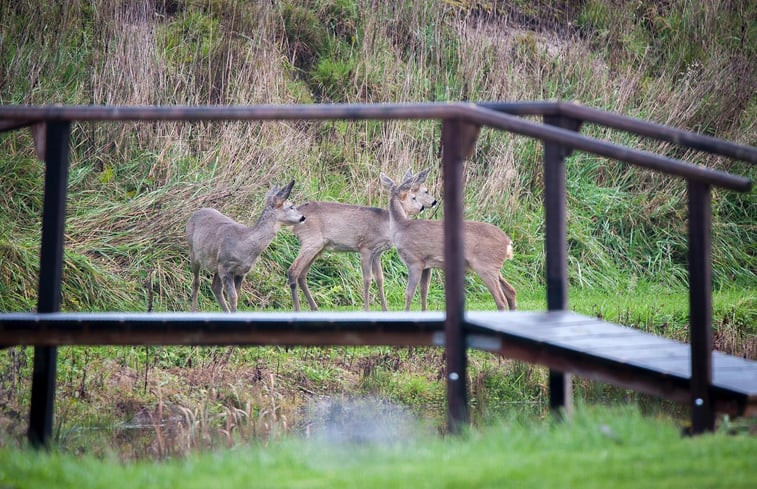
(392, 218, 512, 270)
(293, 202, 389, 251)
(462, 221, 513, 270)
(187, 208, 251, 270)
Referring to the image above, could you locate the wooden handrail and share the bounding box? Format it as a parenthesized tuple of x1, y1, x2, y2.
(0, 103, 751, 190)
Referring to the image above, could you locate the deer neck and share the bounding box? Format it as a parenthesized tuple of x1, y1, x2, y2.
(388, 193, 410, 236)
(243, 207, 279, 252)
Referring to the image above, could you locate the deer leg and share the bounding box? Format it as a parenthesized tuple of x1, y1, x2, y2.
(211, 272, 230, 312)
(419, 268, 432, 311)
(287, 264, 302, 312)
(404, 265, 423, 312)
(288, 245, 322, 311)
(222, 273, 238, 312)
(234, 275, 244, 306)
(480, 271, 508, 311)
(371, 251, 388, 311)
(360, 249, 374, 311)
(290, 289, 301, 311)
(298, 276, 319, 311)
(190, 263, 201, 312)
(499, 276, 517, 311)
(298, 250, 322, 311)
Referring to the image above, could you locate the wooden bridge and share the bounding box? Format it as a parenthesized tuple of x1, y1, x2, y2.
(0, 101, 755, 448)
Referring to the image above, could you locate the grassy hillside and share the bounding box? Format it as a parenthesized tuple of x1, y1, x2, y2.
(1, 0, 754, 313)
(0, 0, 755, 457)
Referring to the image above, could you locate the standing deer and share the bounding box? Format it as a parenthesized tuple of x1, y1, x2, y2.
(187, 180, 305, 312)
(380, 171, 517, 311)
(288, 169, 437, 311)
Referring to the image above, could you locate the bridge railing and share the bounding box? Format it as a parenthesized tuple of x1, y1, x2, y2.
(0, 101, 754, 446)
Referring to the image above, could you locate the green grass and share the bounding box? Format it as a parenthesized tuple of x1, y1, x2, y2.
(1, 405, 755, 489)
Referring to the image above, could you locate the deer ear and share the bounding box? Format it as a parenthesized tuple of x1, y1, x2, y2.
(270, 180, 294, 207)
(400, 170, 416, 188)
(265, 184, 280, 204)
(398, 181, 413, 192)
(380, 173, 395, 190)
(397, 172, 415, 191)
(277, 180, 295, 200)
(414, 167, 430, 184)
(402, 168, 413, 182)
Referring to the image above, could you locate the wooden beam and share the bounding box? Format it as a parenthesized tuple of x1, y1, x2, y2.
(689, 181, 714, 433)
(543, 115, 582, 417)
(29, 121, 70, 448)
(0, 312, 445, 347)
(442, 119, 479, 433)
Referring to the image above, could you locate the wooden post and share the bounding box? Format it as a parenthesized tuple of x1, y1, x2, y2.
(28, 121, 70, 447)
(688, 180, 714, 433)
(543, 115, 581, 417)
(442, 119, 479, 434)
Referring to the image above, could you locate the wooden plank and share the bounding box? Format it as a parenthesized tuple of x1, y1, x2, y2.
(626, 356, 691, 376)
(464, 312, 757, 415)
(0, 311, 445, 347)
(712, 374, 757, 393)
(508, 324, 638, 342)
(587, 348, 757, 396)
(713, 351, 756, 368)
(712, 369, 757, 393)
(613, 346, 690, 361)
(567, 341, 683, 357)
(467, 311, 595, 329)
(4, 309, 756, 416)
(488, 332, 694, 403)
(552, 334, 666, 349)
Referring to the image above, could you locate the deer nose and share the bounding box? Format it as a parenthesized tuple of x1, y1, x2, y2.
(431, 199, 437, 207)
(299, 215, 306, 222)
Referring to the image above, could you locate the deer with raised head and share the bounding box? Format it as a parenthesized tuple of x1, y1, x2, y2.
(288, 169, 437, 311)
(380, 170, 517, 311)
(187, 180, 305, 312)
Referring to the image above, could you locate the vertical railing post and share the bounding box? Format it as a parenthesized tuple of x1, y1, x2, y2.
(442, 118, 479, 434)
(688, 180, 714, 433)
(543, 115, 581, 417)
(28, 121, 71, 448)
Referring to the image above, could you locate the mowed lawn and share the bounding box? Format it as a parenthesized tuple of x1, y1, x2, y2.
(2, 406, 755, 489)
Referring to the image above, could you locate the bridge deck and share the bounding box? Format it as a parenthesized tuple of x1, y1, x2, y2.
(2, 310, 755, 416)
(466, 311, 757, 416)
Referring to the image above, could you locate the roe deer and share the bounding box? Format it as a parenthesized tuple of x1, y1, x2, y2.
(380, 171, 517, 311)
(187, 180, 305, 312)
(288, 169, 437, 311)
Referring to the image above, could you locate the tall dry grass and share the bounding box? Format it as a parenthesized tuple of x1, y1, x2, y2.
(0, 0, 753, 308)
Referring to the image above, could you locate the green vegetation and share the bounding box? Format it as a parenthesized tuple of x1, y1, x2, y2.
(2, 405, 756, 489)
(0, 0, 755, 466)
